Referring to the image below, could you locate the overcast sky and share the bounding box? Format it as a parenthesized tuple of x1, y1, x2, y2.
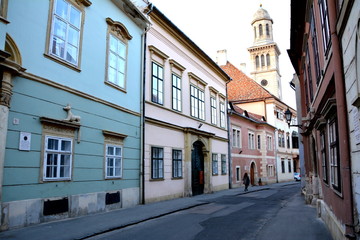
(149, 0, 296, 108)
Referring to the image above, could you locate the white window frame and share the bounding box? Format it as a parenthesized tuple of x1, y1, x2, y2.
(248, 131, 255, 149)
(43, 135, 73, 181)
(172, 149, 182, 178)
(172, 74, 182, 111)
(152, 62, 164, 105)
(220, 101, 226, 128)
(211, 97, 217, 125)
(48, 0, 83, 67)
(105, 144, 123, 179)
(267, 135, 272, 150)
(190, 85, 205, 120)
(221, 154, 226, 175)
(232, 127, 241, 148)
(106, 33, 128, 89)
(236, 166, 241, 182)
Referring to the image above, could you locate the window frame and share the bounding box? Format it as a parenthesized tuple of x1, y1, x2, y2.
(151, 147, 164, 179)
(232, 127, 241, 148)
(318, 0, 331, 54)
(105, 144, 123, 179)
(210, 96, 217, 125)
(320, 130, 328, 183)
(43, 135, 73, 181)
(266, 135, 272, 150)
(221, 154, 226, 175)
(219, 101, 226, 128)
(46, 0, 86, 70)
(329, 118, 341, 191)
(0, 0, 8, 21)
(288, 160, 292, 173)
(257, 134, 261, 150)
(310, 8, 321, 84)
(172, 149, 182, 179)
(281, 159, 285, 173)
(151, 62, 164, 105)
(172, 73, 182, 111)
(248, 131, 255, 150)
(190, 85, 205, 120)
(212, 153, 218, 175)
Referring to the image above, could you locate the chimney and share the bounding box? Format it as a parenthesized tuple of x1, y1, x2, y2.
(216, 50, 227, 66)
(239, 63, 247, 73)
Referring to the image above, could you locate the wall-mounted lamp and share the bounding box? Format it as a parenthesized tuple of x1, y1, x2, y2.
(198, 123, 203, 129)
(285, 108, 302, 129)
(239, 150, 242, 154)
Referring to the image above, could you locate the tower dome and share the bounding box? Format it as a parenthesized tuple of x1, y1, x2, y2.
(252, 5, 273, 25)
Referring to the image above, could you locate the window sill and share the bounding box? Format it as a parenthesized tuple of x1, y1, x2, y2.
(105, 81, 127, 93)
(150, 178, 164, 182)
(105, 177, 122, 180)
(212, 173, 219, 176)
(43, 178, 71, 182)
(171, 177, 183, 180)
(44, 53, 81, 72)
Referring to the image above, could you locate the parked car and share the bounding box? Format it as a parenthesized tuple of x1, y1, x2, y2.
(294, 172, 301, 181)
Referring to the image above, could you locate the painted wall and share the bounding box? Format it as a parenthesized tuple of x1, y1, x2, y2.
(2, 0, 146, 229)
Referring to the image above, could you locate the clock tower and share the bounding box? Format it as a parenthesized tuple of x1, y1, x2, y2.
(248, 5, 282, 99)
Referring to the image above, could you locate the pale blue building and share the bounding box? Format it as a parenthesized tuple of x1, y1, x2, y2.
(0, 0, 149, 229)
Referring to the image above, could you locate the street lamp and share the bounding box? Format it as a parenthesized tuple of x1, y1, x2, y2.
(284, 108, 302, 129)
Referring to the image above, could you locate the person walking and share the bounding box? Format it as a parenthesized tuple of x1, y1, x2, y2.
(243, 172, 250, 191)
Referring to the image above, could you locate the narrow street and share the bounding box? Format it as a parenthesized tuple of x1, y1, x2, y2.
(87, 183, 332, 240)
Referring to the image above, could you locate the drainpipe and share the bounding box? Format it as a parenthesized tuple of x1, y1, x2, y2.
(226, 81, 232, 189)
(140, 4, 153, 205)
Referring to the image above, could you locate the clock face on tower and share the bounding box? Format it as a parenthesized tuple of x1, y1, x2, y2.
(261, 79, 268, 86)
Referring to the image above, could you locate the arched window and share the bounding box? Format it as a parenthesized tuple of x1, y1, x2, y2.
(266, 24, 270, 36)
(261, 55, 265, 67)
(254, 26, 257, 38)
(256, 56, 260, 68)
(266, 54, 270, 66)
(259, 24, 263, 36)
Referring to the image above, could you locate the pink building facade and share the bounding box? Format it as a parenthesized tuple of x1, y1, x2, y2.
(229, 104, 276, 188)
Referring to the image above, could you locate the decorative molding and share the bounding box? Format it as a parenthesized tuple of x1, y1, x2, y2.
(40, 116, 81, 142)
(188, 72, 207, 86)
(320, 98, 337, 118)
(102, 130, 128, 139)
(219, 93, 226, 100)
(75, 0, 92, 7)
(169, 59, 186, 72)
(209, 86, 219, 94)
(106, 17, 132, 41)
(21, 72, 141, 117)
(314, 117, 327, 130)
(148, 45, 169, 60)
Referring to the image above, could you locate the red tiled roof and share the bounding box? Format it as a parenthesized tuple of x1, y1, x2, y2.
(221, 61, 273, 102)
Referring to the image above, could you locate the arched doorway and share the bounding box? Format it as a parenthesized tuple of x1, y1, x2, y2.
(250, 162, 256, 185)
(191, 141, 204, 196)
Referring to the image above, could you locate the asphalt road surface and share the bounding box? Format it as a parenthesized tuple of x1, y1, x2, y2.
(88, 183, 333, 240)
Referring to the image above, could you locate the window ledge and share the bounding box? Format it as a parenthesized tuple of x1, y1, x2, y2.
(150, 178, 164, 182)
(105, 81, 127, 93)
(44, 53, 81, 72)
(171, 177, 183, 180)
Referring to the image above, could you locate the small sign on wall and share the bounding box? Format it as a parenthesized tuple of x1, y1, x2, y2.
(19, 132, 31, 151)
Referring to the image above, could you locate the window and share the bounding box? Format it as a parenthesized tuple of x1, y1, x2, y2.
(232, 128, 241, 148)
(286, 134, 290, 149)
(266, 24, 270, 36)
(236, 166, 241, 182)
(190, 85, 205, 120)
(220, 101, 226, 128)
(292, 132, 299, 149)
(281, 159, 285, 173)
(329, 118, 340, 191)
(261, 55, 265, 67)
(48, 0, 83, 66)
(320, 131, 328, 182)
(310, 9, 321, 84)
(152, 62, 164, 104)
(248, 132, 255, 149)
(254, 27, 257, 38)
(278, 132, 285, 148)
(212, 154, 218, 175)
(306, 46, 314, 102)
(151, 147, 164, 179)
(268, 165, 274, 177)
(44, 136, 72, 180)
(288, 160, 292, 173)
(211, 97, 217, 125)
(105, 145, 122, 178)
(259, 24, 263, 36)
(221, 154, 226, 175)
(172, 74, 182, 111)
(318, 0, 331, 52)
(266, 54, 270, 66)
(0, 0, 8, 19)
(267, 135, 272, 150)
(107, 34, 127, 89)
(257, 135, 261, 149)
(256, 55, 260, 68)
(172, 149, 182, 178)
